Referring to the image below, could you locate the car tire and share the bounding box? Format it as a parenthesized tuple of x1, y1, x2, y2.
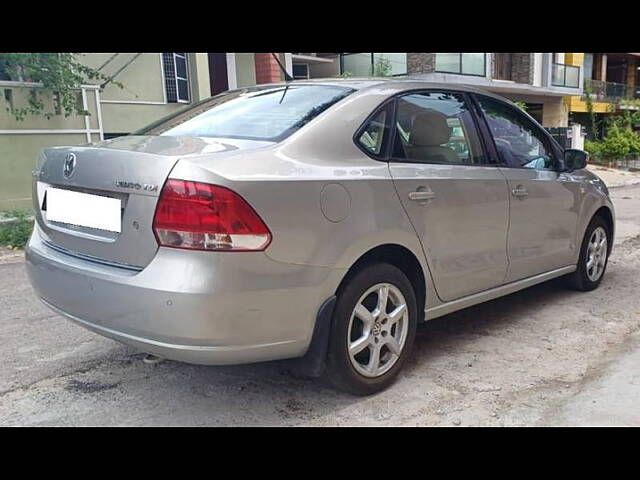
(565, 215, 611, 292)
(325, 262, 417, 396)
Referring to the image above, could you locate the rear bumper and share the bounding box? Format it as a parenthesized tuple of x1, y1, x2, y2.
(25, 225, 345, 365)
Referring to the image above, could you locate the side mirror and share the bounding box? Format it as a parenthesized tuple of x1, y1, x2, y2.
(564, 149, 588, 172)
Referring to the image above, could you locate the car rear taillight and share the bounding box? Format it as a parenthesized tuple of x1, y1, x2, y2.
(152, 179, 271, 251)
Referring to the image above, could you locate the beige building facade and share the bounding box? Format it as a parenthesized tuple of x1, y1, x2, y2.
(0, 53, 296, 209)
(0, 52, 586, 209)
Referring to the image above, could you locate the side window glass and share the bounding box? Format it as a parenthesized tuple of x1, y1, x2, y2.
(392, 92, 486, 165)
(357, 106, 389, 156)
(476, 95, 556, 170)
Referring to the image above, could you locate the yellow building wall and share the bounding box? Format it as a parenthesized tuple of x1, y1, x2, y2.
(81, 53, 167, 103)
(564, 53, 584, 67)
(563, 54, 612, 114)
(189, 53, 211, 102)
(0, 133, 99, 210)
(235, 53, 257, 88)
(564, 96, 612, 114)
(79, 53, 203, 132)
(0, 86, 99, 131)
(0, 84, 102, 210)
(0, 53, 211, 210)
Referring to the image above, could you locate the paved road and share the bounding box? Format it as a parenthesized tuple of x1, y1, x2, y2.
(1, 185, 640, 426)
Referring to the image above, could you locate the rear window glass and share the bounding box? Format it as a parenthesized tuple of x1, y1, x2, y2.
(135, 85, 354, 142)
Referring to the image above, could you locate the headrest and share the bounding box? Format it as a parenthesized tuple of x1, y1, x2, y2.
(409, 110, 452, 146)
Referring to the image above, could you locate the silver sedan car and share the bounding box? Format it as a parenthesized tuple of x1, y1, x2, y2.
(26, 79, 615, 395)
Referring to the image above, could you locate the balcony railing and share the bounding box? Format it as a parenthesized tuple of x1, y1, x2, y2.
(584, 79, 639, 102)
(551, 63, 580, 88)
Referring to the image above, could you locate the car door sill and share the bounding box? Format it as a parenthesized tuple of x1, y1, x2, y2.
(425, 265, 576, 321)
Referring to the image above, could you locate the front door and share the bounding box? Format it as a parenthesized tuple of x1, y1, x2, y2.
(208, 53, 229, 96)
(386, 91, 510, 302)
(474, 94, 581, 282)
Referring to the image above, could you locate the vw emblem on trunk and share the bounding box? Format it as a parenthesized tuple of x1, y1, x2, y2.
(63, 153, 76, 179)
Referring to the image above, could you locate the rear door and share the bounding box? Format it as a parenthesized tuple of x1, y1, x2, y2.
(473, 94, 581, 282)
(385, 91, 510, 302)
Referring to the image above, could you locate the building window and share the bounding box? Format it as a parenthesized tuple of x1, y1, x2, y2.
(551, 62, 580, 88)
(340, 53, 407, 77)
(163, 53, 190, 103)
(292, 64, 309, 80)
(435, 53, 486, 76)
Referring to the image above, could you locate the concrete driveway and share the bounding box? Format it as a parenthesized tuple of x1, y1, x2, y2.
(1, 185, 640, 426)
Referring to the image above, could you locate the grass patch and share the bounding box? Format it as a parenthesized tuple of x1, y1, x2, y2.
(0, 209, 34, 249)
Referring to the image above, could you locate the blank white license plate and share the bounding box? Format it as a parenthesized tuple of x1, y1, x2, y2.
(46, 187, 122, 233)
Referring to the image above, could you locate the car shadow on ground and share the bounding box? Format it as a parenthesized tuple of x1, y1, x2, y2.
(410, 277, 575, 362)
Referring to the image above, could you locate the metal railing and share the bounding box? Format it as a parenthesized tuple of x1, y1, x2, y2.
(583, 79, 639, 103)
(0, 82, 103, 143)
(551, 63, 581, 88)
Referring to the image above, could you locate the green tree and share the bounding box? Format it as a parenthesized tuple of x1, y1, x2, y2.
(0, 53, 121, 121)
(607, 109, 640, 131)
(372, 56, 392, 77)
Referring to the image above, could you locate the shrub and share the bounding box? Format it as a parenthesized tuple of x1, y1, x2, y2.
(591, 124, 640, 157)
(584, 140, 602, 155)
(0, 209, 33, 249)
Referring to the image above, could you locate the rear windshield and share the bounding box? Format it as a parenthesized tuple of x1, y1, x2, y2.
(134, 84, 354, 142)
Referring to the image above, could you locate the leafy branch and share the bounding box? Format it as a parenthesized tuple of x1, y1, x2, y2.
(514, 101, 528, 112)
(0, 53, 123, 121)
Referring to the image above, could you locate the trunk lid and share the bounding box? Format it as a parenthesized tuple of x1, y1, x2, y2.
(33, 135, 271, 268)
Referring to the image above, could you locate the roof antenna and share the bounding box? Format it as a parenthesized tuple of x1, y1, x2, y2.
(271, 53, 293, 82)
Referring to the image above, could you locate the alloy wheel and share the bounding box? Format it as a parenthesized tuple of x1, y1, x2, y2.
(586, 226, 608, 282)
(347, 283, 409, 378)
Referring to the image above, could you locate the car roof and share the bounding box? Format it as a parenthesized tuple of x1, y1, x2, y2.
(258, 77, 517, 104)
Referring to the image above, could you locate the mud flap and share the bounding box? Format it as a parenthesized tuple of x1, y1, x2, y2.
(287, 295, 336, 378)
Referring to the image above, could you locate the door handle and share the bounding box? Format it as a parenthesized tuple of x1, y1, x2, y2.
(511, 186, 529, 198)
(408, 190, 436, 202)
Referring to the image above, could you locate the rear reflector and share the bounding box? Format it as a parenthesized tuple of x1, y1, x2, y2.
(152, 179, 271, 251)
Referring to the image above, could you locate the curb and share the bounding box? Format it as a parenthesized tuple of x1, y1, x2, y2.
(0, 247, 25, 264)
(608, 181, 640, 189)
